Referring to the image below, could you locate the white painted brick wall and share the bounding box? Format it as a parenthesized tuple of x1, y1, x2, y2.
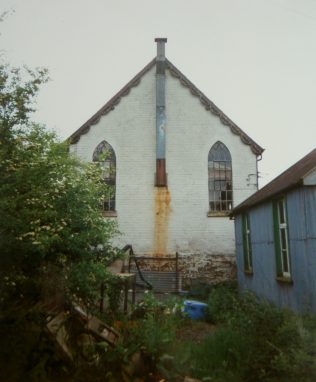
(70, 65, 258, 258)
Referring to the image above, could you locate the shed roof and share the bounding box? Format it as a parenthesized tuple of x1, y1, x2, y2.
(68, 57, 263, 156)
(232, 148, 316, 215)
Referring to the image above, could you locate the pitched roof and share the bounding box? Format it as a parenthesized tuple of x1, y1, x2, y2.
(68, 58, 264, 155)
(232, 148, 316, 215)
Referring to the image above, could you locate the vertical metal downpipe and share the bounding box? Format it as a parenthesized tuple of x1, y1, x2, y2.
(155, 38, 167, 186)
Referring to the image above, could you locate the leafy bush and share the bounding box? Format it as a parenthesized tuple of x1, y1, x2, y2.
(68, 260, 119, 312)
(186, 286, 316, 382)
(156, 285, 316, 381)
(206, 281, 240, 323)
(0, 60, 121, 380)
(0, 62, 120, 311)
(130, 293, 181, 358)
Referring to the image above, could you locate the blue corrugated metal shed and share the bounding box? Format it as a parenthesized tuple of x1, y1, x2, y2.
(232, 150, 316, 314)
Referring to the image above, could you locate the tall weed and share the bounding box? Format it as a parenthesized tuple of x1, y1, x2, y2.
(192, 286, 316, 382)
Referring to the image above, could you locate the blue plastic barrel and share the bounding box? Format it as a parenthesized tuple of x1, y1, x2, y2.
(183, 300, 208, 320)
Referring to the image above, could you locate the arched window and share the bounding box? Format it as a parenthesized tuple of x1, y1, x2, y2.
(208, 141, 233, 213)
(93, 141, 116, 212)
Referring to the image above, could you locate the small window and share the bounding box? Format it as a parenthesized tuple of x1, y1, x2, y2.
(93, 141, 116, 212)
(273, 198, 291, 279)
(242, 213, 253, 273)
(208, 141, 233, 213)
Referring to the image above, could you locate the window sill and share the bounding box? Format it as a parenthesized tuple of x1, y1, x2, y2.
(102, 211, 117, 217)
(207, 211, 231, 217)
(276, 276, 293, 285)
(244, 269, 253, 276)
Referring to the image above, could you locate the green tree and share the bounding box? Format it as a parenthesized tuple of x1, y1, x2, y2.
(0, 63, 119, 307)
(0, 62, 125, 381)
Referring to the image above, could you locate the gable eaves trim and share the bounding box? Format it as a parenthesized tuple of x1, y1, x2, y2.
(68, 58, 156, 144)
(166, 59, 264, 156)
(69, 57, 264, 156)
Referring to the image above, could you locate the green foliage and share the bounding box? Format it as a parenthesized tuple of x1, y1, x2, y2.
(206, 281, 240, 323)
(0, 62, 120, 309)
(188, 328, 246, 382)
(182, 286, 316, 382)
(189, 279, 214, 300)
(0, 60, 123, 379)
(147, 286, 316, 382)
(0, 64, 48, 133)
(137, 312, 177, 359)
(1, 126, 117, 263)
(128, 294, 182, 369)
(0, 305, 67, 382)
(67, 249, 124, 314)
(132, 290, 165, 317)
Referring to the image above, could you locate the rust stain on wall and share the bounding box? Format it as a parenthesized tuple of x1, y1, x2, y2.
(154, 187, 171, 256)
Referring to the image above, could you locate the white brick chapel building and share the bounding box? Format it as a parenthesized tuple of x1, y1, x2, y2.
(69, 39, 263, 285)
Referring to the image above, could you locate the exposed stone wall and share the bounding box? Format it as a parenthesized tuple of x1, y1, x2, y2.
(178, 253, 237, 289)
(128, 253, 236, 289)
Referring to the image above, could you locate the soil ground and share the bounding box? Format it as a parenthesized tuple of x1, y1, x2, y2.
(176, 320, 216, 343)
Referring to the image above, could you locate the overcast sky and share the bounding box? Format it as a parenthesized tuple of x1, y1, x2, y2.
(2, 0, 316, 186)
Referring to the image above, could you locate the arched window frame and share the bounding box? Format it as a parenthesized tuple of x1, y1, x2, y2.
(92, 141, 116, 214)
(208, 141, 233, 215)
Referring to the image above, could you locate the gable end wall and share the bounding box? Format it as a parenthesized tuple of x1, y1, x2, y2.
(70, 66, 258, 283)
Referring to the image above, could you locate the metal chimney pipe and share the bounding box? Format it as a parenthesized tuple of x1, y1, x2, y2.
(155, 38, 167, 186)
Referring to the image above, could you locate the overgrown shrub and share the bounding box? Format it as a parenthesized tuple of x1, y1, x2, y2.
(67, 246, 125, 314)
(0, 61, 121, 380)
(187, 286, 316, 382)
(0, 63, 120, 306)
(130, 293, 181, 359)
(206, 281, 240, 323)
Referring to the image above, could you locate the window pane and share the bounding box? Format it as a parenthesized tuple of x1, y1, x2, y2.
(101, 161, 111, 179)
(282, 250, 289, 273)
(274, 198, 291, 276)
(280, 228, 287, 251)
(278, 200, 286, 224)
(218, 171, 226, 180)
(243, 213, 252, 271)
(219, 162, 226, 170)
(93, 140, 116, 212)
(214, 191, 221, 201)
(208, 142, 233, 212)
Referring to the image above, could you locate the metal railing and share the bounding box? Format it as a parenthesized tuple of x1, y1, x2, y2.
(128, 250, 180, 293)
(122, 244, 153, 290)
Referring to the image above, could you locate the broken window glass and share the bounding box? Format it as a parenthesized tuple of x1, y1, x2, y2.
(208, 141, 233, 212)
